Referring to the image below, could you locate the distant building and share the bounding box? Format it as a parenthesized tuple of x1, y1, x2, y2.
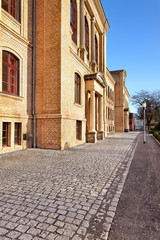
(133, 114, 143, 130)
(110, 70, 130, 132)
(129, 113, 134, 131)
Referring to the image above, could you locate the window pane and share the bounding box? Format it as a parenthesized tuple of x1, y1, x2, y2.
(2, 0, 20, 22)
(3, 51, 9, 63)
(3, 64, 8, 75)
(2, 82, 8, 91)
(2, 62, 9, 91)
(2, 123, 8, 147)
(10, 54, 18, 67)
(15, 123, 21, 145)
(76, 121, 82, 140)
(2, 0, 9, 12)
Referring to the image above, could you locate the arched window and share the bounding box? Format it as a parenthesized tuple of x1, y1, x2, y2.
(95, 35, 98, 64)
(70, 0, 77, 44)
(75, 73, 81, 104)
(2, 51, 19, 96)
(85, 17, 89, 60)
(2, 0, 21, 22)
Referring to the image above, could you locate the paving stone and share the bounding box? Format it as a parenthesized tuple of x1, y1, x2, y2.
(46, 225, 57, 232)
(27, 220, 39, 227)
(77, 226, 87, 235)
(15, 224, 29, 233)
(36, 222, 49, 230)
(0, 227, 9, 235)
(27, 227, 41, 236)
(54, 221, 65, 227)
(0, 132, 139, 240)
(7, 230, 21, 238)
(19, 233, 33, 240)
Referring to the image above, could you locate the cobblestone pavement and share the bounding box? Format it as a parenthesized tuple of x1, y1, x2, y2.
(0, 132, 139, 240)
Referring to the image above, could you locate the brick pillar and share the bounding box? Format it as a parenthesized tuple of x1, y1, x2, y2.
(80, 0, 86, 60)
(98, 95, 104, 140)
(86, 90, 97, 143)
(89, 90, 96, 132)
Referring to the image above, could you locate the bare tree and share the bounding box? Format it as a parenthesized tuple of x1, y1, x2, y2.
(131, 90, 160, 129)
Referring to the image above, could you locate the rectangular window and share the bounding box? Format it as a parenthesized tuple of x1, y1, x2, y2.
(14, 123, 21, 145)
(108, 86, 110, 98)
(2, 122, 9, 147)
(76, 121, 82, 140)
(2, 0, 21, 22)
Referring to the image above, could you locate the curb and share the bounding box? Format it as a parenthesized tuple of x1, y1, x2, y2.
(152, 135, 160, 146)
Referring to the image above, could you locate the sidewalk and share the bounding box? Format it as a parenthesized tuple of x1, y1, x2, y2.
(108, 133, 160, 240)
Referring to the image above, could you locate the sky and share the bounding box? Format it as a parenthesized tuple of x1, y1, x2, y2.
(101, 0, 160, 113)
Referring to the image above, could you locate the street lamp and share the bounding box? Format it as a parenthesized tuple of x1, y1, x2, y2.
(142, 102, 146, 144)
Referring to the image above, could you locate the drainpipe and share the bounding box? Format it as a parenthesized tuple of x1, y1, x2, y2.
(32, 0, 37, 148)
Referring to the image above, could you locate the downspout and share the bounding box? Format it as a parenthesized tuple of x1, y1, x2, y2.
(33, 0, 37, 148)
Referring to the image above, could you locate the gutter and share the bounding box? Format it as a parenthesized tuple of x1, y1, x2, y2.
(33, 0, 37, 148)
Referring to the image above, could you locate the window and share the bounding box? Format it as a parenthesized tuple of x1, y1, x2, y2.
(76, 121, 82, 140)
(95, 36, 98, 64)
(85, 17, 89, 60)
(70, 0, 77, 44)
(14, 123, 21, 145)
(108, 86, 110, 98)
(75, 73, 81, 104)
(108, 108, 110, 120)
(2, 0, 21, 22)
(2, 122, 9, 147)
(2, 51, 19, 96)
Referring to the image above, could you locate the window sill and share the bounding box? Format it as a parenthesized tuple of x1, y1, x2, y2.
(14, 145, 22, 149)
(1, 9, 21, 26)
(0, 92, 23, 101)
(76, 139, 83, 142)
(74, 102, 83, 108)
(2, 146, 11, 149)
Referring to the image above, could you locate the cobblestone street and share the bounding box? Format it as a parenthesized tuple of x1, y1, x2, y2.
(0, 132, 139, 240)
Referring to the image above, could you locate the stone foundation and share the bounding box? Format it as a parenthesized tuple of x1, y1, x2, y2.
(86, 131, 97, 143)
(97, 131, 104, 140)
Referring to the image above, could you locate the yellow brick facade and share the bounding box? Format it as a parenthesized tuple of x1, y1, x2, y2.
(0, 0, 32, 154)
(0, 0, 130, 153)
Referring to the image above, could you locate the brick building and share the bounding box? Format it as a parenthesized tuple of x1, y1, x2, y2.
(111, 70, 130, 132)
(0, 0, 129, 153)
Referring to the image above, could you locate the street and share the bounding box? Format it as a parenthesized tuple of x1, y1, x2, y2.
(0, 131, 155, 240)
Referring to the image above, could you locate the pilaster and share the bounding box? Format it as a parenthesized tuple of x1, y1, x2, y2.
(91, 17, 96, 72)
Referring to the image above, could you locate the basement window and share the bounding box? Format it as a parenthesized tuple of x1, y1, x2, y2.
(76, 121, 82, 140)
(2, 122, 9, 147)
(14, 123, 21, 145)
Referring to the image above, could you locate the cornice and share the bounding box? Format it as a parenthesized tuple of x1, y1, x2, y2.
(94, 0, 110, 32)
(106, 67, 116, 85)
(84, 72, 107, 88)
(125, 87, 130, 98)
(0, 21, 31, 47)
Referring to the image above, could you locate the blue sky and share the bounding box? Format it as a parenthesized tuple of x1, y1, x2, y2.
(101, 0, 160, 113)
